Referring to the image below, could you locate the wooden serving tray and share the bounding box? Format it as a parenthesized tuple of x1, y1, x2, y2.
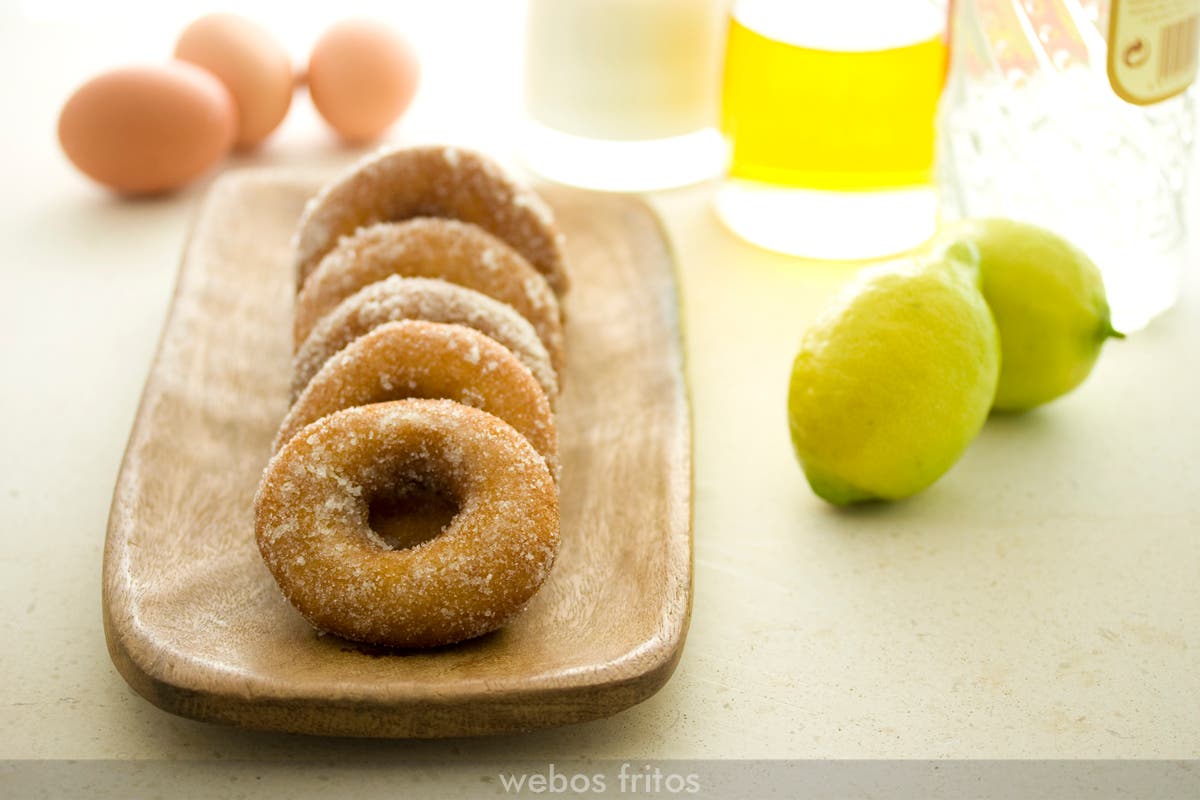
(102, 170, 692, 738)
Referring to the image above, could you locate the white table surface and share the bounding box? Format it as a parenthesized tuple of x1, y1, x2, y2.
(1, 1, 1197, 795)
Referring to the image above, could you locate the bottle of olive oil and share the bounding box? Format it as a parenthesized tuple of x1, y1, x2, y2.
(717, 0, 949, 260)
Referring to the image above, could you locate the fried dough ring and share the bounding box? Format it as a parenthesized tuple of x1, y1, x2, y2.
(292, 219, 565, 378)
(293, 145, 569, 295)
(274, 320, 558, 479)
(255, 398, 560, 648)
(292, 275, 558, 405)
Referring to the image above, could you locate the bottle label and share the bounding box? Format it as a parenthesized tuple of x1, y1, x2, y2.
(1109, 0, 1200, 104)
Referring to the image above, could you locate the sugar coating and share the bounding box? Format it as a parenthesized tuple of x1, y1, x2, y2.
(292, 145, 569, 296)
(275, 320, 560, 481)
(265, 147, 571, 650)
(292, 276, 559, 405)
(254, 399, 560, 648)
(292, 218, 566, 379)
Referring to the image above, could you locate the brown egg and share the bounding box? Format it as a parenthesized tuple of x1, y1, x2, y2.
(174, 13, 294, 149)
(58, 63, 236, 195)
(307, 19, 420, 143)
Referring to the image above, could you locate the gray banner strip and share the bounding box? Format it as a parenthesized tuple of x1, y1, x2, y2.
(3, 759, 1196, 799)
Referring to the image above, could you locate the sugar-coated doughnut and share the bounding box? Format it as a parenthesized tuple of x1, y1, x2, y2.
(255, 399, 560, 648)
(293, 145, 569, 296)
(274, 320, 559, 479)
(293, 275, 558, 404)
(292, 218, 565, 378)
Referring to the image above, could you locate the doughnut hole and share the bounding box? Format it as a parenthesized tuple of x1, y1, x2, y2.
(366, 473, 458, 551)
(255, 399, 560, 647)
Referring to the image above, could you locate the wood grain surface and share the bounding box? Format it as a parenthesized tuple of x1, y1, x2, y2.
(102, 170, 693, 738)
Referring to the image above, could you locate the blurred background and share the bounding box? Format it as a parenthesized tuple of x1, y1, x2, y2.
(12, 0, 531, 170)
(23, 0, 1196, 330)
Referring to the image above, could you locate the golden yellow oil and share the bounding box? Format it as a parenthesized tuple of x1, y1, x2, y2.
(721, 12, 947, 190)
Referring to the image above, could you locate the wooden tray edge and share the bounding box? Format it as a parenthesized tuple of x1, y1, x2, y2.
(100, 170, 695, 738)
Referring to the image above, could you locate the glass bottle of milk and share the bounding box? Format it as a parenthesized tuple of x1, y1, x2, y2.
(522, 0, 728, 191)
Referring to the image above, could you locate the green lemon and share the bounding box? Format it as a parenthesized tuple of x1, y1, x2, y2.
(787, 248, 1000, 505)
(937, 218, 1122, 411)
